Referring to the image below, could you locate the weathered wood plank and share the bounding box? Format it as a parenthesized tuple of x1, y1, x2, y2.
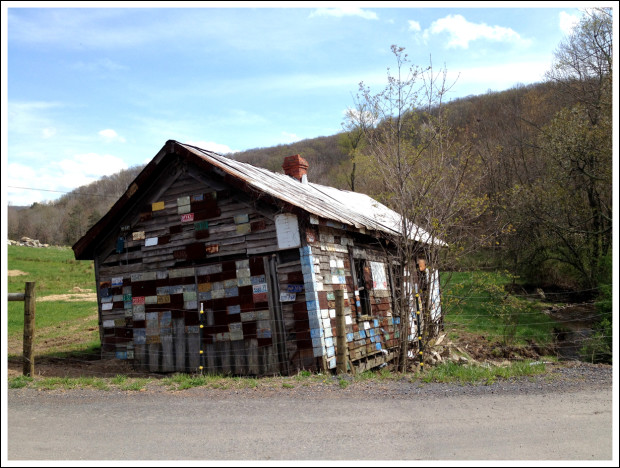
(187, 332, 201, 371)
(134, 344, 147, 370)
(205, 343, 216, 373)
(148, 343, 160, 372)
(246, 339, 259, 375)
(232, 340, 246, 375)
(173, 318, 186, 371)
(161, 335, 174, 372)
(217, 341, 231, 374)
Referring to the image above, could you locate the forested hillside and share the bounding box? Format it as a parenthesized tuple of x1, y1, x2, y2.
(8, 8, 612, 298)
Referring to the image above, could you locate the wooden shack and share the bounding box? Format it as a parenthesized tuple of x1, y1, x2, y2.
(73, 140, 443, 375)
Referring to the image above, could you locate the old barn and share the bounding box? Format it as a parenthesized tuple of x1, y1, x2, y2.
(73, 140, 443, 375)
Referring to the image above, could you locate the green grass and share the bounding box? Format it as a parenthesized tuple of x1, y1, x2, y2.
(8, 245, 95, 296)
(442, 271, 560, 348)
(7, 245, 98, 356)
(8, 360, 552, 391)
(8, 375, 34, 389)
(415, 360, 547, 385)
(119, 378, 150, 391)
(7, 301, 98, 337)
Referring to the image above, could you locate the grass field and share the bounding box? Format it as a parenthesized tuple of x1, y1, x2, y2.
(7, 245, 99, 357)
(441, 271, 560, 348)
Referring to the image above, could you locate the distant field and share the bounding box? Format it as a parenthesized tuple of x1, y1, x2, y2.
(7, 245, 99, 356)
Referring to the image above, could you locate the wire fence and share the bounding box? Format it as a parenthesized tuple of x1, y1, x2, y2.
(8, 281, 611, 378)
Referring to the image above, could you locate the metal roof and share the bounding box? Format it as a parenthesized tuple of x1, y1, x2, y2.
(73, 140, 445, 260)
(180, 142, 445, 246)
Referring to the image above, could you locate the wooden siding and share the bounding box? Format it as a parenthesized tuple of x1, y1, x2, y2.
(303, 224, 399, 370)
(95, 161, 292, 374)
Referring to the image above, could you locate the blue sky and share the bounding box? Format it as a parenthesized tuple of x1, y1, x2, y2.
(2, 2, 605, 206)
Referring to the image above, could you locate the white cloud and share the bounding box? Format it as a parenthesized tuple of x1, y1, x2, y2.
(42, 128, 56, 139)
(55, 153, 128, 179)
(71, 58, 127, 73)
(450, 60, 550, 96)
(559, 11, 580, 35)
(280, 132, 301, 143)
(185, 140, 235, 155)
(98, 129, 126, 143)
(408, 20, 421, 32)
(424, 14, 529, 49)
(310, 7, 378, 20)
(7, 153, 129, 206)
(8, 101, 63, 137)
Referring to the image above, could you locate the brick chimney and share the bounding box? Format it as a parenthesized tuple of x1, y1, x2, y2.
(282, 154, 309, 183)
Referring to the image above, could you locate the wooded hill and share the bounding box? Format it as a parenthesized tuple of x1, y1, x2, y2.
(7, 80, 609, 283)
(8, 8, 612, 296)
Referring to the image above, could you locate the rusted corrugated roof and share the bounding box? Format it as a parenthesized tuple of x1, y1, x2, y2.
(179, 142, 445, 246)
(73, 140, 444, 259)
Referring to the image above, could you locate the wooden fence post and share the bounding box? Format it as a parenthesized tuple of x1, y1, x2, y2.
(335, 289, 347, 374)
(9, 282, 36, 377)
(23, 282, 36, 377)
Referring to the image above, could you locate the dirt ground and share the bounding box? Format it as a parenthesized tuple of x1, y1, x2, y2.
(8, 270, 28, 277)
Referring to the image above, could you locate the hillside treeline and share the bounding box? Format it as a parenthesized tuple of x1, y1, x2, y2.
(8, 9, 612, 297)
(8, 166, 144, 247)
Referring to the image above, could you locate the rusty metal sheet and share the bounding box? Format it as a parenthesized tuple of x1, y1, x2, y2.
(197, 282, 212, 293)
(205, 244, 219, 254)
(253, 292, 268, 303)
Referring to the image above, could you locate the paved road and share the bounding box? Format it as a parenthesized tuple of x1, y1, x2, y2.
(7, 386, 613, 461)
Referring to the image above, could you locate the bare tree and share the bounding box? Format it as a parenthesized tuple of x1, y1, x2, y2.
(350, 46, 488, 370)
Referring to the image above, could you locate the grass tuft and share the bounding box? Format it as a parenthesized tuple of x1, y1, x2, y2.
(415, 360, 546, 384)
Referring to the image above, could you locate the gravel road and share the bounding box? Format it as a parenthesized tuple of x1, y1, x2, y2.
(6, 362, 615, 462)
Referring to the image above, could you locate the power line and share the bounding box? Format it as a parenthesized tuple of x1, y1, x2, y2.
(7, 185, 119, 199)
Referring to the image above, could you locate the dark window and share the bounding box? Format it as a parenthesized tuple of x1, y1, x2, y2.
(354, 258, 371, 317)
